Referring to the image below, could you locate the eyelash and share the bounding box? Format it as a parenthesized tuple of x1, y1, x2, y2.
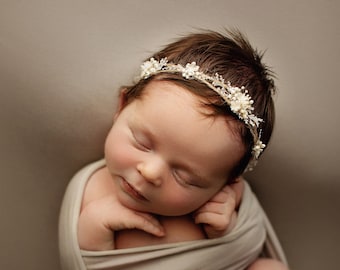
(131, 131, 151, 152)
(173, 169, 200, 188)
(133, 138, 149, 151)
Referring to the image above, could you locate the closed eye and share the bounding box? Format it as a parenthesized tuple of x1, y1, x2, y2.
(173, 169, 202, 188)
(131, 130, 151, 152)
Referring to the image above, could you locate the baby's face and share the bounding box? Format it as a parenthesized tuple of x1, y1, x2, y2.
(104, 81, 244, 216)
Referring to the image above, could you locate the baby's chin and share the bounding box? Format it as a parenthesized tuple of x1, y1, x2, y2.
(148, 208, 195, 217)
(117, 193, 196, 217)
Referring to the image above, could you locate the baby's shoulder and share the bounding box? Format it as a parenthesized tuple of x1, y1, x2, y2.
(81, 166, 116, 210)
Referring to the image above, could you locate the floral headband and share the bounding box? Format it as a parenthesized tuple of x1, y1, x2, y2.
(139, 57, 266, 170)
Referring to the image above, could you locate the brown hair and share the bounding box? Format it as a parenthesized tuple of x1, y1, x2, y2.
(122, 29, 276, 183)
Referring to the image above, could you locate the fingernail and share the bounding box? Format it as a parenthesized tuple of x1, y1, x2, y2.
(158, 227, 165, 236)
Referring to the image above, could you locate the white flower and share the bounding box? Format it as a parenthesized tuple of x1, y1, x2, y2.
(182, 62, 199, 79)
(140, 60, 155, 78)
(252, 139, 266, 159)
(230, 92, 253, 120)
(140, 58, 167, 78)
(248, 115, 263, 127)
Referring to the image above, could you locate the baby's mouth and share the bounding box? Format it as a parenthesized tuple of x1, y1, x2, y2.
(121, 178, 148, 202)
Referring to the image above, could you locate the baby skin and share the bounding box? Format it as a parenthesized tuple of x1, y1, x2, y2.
(78, 81, 288, 269)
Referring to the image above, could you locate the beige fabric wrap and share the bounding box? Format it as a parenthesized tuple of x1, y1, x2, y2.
(59, 160, 287, 270)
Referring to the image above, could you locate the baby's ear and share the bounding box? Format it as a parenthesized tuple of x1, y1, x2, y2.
(114, 88, 129, 119)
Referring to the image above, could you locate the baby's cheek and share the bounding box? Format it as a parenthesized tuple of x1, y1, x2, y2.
(104, 132, 134, 167)
(106, 143, 135, 168)
(165, 191, 204, 215)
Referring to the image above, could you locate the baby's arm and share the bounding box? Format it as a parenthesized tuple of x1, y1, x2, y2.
(193, 178, 244, 239)
(78, 196, 165, 251)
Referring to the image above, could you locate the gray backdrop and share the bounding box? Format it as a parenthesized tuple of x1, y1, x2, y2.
(1, 1, 339, 269)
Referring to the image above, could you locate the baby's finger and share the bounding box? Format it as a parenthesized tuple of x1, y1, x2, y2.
(210, 185, 236, 203)
(195, 201, 227, 215)
(194, 211, 227, 231)
(128, 212, 165, 237)
(195, 189, 236, 216)
(194, 211, 236, 232)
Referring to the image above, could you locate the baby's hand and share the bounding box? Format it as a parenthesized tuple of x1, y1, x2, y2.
(193, 182, 242, 239)
(78, 196, 165, 250)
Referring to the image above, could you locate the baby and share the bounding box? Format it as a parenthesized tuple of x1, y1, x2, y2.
(74, 30, 288, 269)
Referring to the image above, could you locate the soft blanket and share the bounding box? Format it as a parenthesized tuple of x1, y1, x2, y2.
(59, 159, 287, 270)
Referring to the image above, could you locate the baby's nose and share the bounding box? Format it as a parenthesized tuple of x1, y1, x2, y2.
(136, 159, 164, 186)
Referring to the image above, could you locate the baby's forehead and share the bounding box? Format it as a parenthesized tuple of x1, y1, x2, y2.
(140, 80, 210, 107)
(138, 80, 198, 106)
(135, 81, 242, 144)
(139, 79, 240, 128)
